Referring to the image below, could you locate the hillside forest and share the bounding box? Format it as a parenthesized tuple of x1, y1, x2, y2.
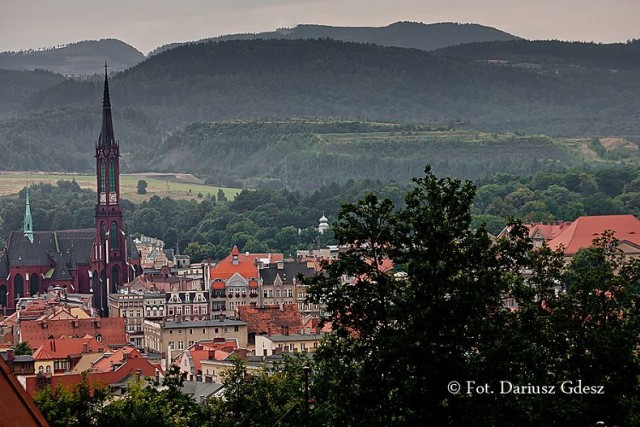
(1, 165, 639, 262)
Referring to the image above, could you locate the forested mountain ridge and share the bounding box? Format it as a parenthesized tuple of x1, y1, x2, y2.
(150, 21, 520, 55)
(436, 39, 640, 70)
(0, 69, 64, 119)
(21, 38, 640, 137)
(0, 39, 145, 76)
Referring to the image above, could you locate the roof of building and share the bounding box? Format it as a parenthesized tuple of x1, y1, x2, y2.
(547, 214, 640, 255)
(70, 353, 104, 374)
(24, 355, 162, 397)
(264, 333, 324, 342)
(20, 317, 128, 350)
(259, 262, 315, 285)
(92, 346, 143, 372)
(32, 336, 106, 361)
(162, 319, 247, 329)
(0, 357, 49, 426)
(181, 381, 223, 401)
(210, 247, 283, 281)
(237, 304, 303, 335)
(4, 229, 95, 276)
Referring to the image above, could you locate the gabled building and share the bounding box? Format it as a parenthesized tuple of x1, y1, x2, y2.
(259, 261, 314, 308)
(0, 68, 141, 315)
(209, 246, 283, 316)
(32, 336, 105, 375)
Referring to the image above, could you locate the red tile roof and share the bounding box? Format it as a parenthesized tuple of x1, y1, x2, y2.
(20, 317, 128, 350)
(92, 346, 142, 372)
(0, 357, 49, 426)
(33, 336, 105, 361)
(548, 215, 640, 255)
(526, 222, 572, 241)
(24, 356, 162, 397)
(237, 304, 303, 335)
(210, 247, 283, 281)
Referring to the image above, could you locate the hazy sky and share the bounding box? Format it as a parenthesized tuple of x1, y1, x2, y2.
(1, 0, 638, 54)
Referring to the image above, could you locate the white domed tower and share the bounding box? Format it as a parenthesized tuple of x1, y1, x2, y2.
(318, 212, 329, 234)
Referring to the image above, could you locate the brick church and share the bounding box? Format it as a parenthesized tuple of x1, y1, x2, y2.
(0, 67, 141, 315)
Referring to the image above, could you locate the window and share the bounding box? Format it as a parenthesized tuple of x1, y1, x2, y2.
(178, 341, 184, 350)
(189, 341, 194, 347)
(178, 329, 182, 334)
(276, 290, 281, 298)
(109, 159, 116, 192)
(189, 329, 193, 335)
(177, 307, 182, 315)
(169, 341, 174, 349)
(301, 343, 306, 351)
(110, 221, 119, 249)
(234, 326, 239, 332)
(203, 329, 206, 334)
(287, 289, 293, 297)
(202, 307, 207, 315)
(268, 290, 273, 297)
(168, 308, 174, 316)
(100, 161, 106, 192)
(215, 328, 219, 334)
(185, 307, 191, 315)
(46, 365, 51, 373)
(193, 307, 199, 315)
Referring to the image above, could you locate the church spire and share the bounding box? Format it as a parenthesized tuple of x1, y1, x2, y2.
(98, 62, 115, 149)
(23, 187, 33, 243)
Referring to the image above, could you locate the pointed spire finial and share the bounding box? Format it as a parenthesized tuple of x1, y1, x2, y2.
(24, 186, 33, 243)
(98, 64, 115, 148)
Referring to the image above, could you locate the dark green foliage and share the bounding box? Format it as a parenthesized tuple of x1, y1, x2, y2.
(136, 179, 148, 194)
(34, 373, 109, 427)
(302, 167, 640, 426)
(205, 356, 309, 427)
(13, 341, 33, 355)
(1, 38, 638, 176)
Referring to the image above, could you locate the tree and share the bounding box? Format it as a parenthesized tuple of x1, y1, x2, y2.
(206, 356, 308, 427)
(305, 166, 529, 426)
(34, 372, 108, 427)
(217, 189, 227, 203)
(14, 341, 33, 355)
(136, 180, 148, 195)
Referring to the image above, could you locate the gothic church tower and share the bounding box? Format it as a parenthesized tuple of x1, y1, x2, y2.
(91, 65, 128, 315)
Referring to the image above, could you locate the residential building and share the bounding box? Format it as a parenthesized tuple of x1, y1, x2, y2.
(259, 261, 314, 308)
(255, 332, 324, 356)
(173, 339, 237, 381)
(143, 319, 248, 357)
(108, 292, 144, 348)
(166, 290, 211, 322)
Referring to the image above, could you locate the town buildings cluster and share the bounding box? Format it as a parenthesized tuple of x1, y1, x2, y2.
(1, 69, 639, 412)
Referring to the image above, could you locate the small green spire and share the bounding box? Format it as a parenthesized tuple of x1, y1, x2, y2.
(24, 187, 33, 243)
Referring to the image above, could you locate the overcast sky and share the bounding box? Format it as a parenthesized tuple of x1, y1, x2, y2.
(1, 0, 638, 54)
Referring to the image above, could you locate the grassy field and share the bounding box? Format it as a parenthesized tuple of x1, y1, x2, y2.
(0, 172, 241, 202)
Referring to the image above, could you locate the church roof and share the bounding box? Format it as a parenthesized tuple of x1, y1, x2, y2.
(127, 234, 140, 259)
(6, 229, 95, 269)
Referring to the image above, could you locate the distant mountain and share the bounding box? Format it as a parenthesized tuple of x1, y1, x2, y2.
(436, 39, 640, 70)
(150, 21, 520, 55)
(2, 38, 639, 176)
(0, 39, 145, 76)
(0, 69, 64, 119)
